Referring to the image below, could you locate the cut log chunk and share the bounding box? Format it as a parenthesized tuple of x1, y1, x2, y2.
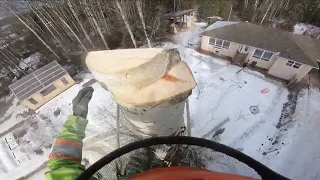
(114, 61, 196, 106)
(86, 48, 196, 106)
(86, 48, 196, 137)
(86, 48, 181, 94)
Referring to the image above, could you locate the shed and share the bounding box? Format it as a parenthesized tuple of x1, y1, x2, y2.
(9, 61, 75, 110)
(165, 9, 195, 32)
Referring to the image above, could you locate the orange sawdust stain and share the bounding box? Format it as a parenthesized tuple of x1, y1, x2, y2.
(161, 75, 185, 83)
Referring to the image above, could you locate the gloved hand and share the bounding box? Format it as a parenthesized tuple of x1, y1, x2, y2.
(72, 86, 94, 119)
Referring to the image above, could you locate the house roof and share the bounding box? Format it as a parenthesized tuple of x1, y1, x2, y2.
(205, 21, 238, 31)
(165, 9, 194, 18)
(202, 22, 320, 67)
(9, 61, 68, 101)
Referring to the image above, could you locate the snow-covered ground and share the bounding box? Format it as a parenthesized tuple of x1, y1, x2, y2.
(0, 24, 319, 179)
(19, 52, 42, 71)
(293, 23, 320, 37)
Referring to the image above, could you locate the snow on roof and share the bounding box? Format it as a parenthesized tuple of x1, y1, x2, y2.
(9, 33, 18, 38)
(165, 9, 194, 17)
(207, 16, 223, 20)
(205, 21, 238, 31)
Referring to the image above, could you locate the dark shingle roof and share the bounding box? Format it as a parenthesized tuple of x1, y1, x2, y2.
(202, 22, 320, 67)
(165, 9, 194, 18)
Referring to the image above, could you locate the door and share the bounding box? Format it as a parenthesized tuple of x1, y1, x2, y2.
(238, 45, 249, 54)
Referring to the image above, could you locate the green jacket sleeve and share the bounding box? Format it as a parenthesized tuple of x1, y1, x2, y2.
(45, 115, 94, 180)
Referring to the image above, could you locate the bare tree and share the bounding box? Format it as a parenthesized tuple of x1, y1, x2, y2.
(260, 0, 274, 25)
(83, 0, 109, 50)
(26, 0, 66, 50)
(136, 0, 152, 47)
(252, 0, 260, 22)
(228, 0, 233, 21)
(115, 0, 137, 48)
(67, 0, 95, 49)
(2, 0, 62, 61)
(244, 0, 249, 8)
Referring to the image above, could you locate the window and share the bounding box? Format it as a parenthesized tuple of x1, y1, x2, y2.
(216, 39, 223, 47)
(252, 49, 273, 61)
(252, 49, 264, 59)
(262, 51, 273, 61)
(293, 63, 302, 69)
(28, 98, 38, 105)
(40, 84, 57, 96)
(285, 60, 294, 66)
(61, 77, 69, 85)
(209, 38, 215, 45)
(223, 41, 230, 48)
(209, 38, 230, 49)
(286, 60, 301, 69)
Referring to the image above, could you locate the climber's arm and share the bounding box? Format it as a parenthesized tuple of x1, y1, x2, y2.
(45, 87, 94, 180)
(45, 115, 89, 180)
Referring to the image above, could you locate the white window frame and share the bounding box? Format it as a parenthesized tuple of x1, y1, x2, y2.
(285, 60, 301, 69)
(252, 49, 274, 61)
(209, 38, 230, 49)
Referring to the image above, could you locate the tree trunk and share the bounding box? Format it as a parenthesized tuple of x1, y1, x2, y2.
(244, 0, 248, 8)
(0, 50, 26, 75)
(37, 3, 68, 47)
(4, 2, 62, 61)
(136, 0, 152, 48)
(42, 3, 71, 45)
(67, 0, 96, 49)
(228, 1, 233, 21)
(97, 0, 111, 35)
(7, 48, 34, 71)
(284, 0, 290, 10)
(115, 0, 137, 48)
(260, 0, 274, 25)
(252, 0, 259, 22)
(272, 0, 283, 19)
(27, 1, 65, 50)
(59, 15, 88, 52)
(84, 0, 109, 50)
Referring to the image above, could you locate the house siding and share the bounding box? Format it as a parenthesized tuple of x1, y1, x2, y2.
(244, 47, 277, 69)
(200, 36, 240, 58)
(200, 35, 313, 82)
(268, 57, 313, 81)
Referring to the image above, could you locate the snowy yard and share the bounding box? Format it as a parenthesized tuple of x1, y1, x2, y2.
(0, 24, 320, 180)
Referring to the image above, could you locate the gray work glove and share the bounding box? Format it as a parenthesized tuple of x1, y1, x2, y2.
(72, 87, 94, 119)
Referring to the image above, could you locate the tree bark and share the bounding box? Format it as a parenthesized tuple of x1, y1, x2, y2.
(136, 0, 152, 48)
(115, 0, 137, 48)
